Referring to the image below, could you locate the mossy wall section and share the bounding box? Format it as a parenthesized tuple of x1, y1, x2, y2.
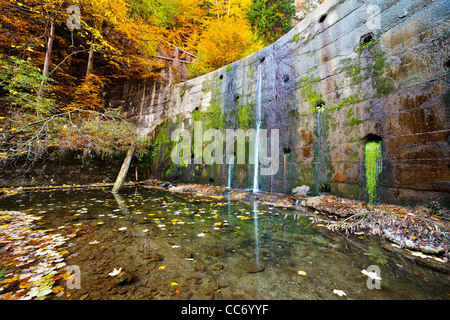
(106, 0, 450, 207)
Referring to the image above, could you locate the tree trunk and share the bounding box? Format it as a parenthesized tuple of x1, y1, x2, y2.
(85, 39, 94, 80)
(112, 144, 136, 193)
(38, 18, 55, 99)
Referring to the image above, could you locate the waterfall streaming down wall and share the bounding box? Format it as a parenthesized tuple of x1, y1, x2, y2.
(253, 63, 263, 193)
(315, 103, 328, 193)
(227, 155, 235, 189)
(365, 141, 383, 205)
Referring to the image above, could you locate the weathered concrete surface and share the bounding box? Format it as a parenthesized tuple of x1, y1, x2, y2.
(105, 0, 450, 206)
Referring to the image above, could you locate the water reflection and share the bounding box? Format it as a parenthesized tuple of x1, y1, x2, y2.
(253, 200, 260, 265)
(112, 191, 129, 215)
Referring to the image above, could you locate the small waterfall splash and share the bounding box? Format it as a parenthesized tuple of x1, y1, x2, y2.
(253, 63, 263, 193)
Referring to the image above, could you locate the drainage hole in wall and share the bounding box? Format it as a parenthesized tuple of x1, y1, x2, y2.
(320, 184, 330, 193)
(363, 133, 382, 143)
(360, 33, 374, 47)
(319, 14, 327, 23)
(283, 75, 290, 83)
(283, 147, 292, 155)
(316, 101, 326, 113)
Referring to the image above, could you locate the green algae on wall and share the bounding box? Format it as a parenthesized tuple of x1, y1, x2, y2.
(238, 104, 254, 129)
(364, 141, 383, 205)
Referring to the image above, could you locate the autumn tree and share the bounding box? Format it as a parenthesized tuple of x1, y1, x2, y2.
(0, 0, 168, 167)
(247, 0, 298, 44)
(187, 15, 263, 77)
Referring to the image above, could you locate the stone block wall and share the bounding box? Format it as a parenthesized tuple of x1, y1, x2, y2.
(105, 0, 450, 206)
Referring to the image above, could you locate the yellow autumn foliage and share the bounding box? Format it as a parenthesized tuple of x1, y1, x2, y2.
(188, 15, 264, 77)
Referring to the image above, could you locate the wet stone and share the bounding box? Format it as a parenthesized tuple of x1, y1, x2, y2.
(114, 272, 134, 285)
(182, 252, 193, 259)
(152, 253, 163, 261)
(80, 293, 89, 300)
(210, 248, 225, 256)
(247, 262, 265, 273)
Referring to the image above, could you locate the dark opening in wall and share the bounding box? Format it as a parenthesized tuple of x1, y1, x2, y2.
(445, 58, 450, 70)
(260, 57, 265, 63)
(363, 133, 382, 143)
(234, 94, 240, 102)
(283, 75, 290, 83)
(320, 183, 330, 193)
(194, 107, 199, 111)
(316, 101, 326, 113)
(219, 75, 223, 80)
(209, 177, 215, 185)
(283, 147, 292, 155)
(319, 14, 327, 23)
(360, 33, 374, 48)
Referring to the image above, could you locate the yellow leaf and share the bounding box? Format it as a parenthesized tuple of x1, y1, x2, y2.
(170, 282, 178, 286)
(3, 276, 19, 283)
(297, 270, 307, 276)
(61, 272, 72, 280)
(158, 266, 165, 270)
(52, 286, 64, 293)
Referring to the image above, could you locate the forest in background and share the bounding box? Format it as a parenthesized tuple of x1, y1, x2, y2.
(0, 0, 322, 169)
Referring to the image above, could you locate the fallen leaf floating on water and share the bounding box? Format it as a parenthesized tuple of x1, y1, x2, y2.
(197, 233, 206, 237)
(89, 240, 99, 245)
(297, 270, 307, 276)
(118, 227, 127, 231)
(333, 289, 347, 297)
(0, 210, 79, 300)
(361, 269, 382, 281)
(108, 268, 122, 277)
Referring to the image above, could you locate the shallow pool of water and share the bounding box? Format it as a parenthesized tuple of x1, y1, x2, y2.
(1, 187, 449, 300)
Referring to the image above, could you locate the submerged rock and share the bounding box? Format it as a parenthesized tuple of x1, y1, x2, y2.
(114, 271, 134, 285)
(152, 253, 163, 261)
(213, 264, 224, 271)
(210, 248, 224, 257)
(247, 262, 265, 273)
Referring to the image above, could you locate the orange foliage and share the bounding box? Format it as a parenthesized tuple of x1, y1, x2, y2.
(188, 15, 263, 76)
